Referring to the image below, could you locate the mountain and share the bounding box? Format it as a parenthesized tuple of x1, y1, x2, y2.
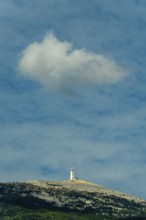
(0, 179, 146, 219)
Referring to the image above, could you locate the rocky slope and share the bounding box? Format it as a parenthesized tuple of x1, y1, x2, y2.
(0, 179, 146, 219)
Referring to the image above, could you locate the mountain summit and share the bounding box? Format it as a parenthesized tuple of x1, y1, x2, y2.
(0, 178, 146, 219)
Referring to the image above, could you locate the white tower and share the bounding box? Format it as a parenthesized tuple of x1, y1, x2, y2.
(70, 167, 75, 180)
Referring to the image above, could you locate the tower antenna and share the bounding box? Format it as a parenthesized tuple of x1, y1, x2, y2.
(70, 167, 75, 181)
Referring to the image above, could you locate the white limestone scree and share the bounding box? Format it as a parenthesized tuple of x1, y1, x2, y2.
(70, 168, 75, 180)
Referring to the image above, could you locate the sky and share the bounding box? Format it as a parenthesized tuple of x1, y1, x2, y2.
(1, 0, 146, 199)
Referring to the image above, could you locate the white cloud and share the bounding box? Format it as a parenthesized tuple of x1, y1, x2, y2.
(18, 33, 127, 90)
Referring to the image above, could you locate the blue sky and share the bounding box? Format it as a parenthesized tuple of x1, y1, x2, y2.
(1, 0, 146, 199)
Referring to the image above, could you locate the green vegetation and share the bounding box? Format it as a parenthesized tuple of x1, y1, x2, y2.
(1, 182, 146, 219)
(0, 202, 109, 220)
(1, 202, 146, 220)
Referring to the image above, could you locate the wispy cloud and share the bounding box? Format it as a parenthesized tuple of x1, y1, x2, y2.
(18, 33, 127, 91)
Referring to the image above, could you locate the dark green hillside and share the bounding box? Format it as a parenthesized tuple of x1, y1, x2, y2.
(0, 202, 109, 220)
(0, 202, 146, 220)
(0, 181, 146, 219)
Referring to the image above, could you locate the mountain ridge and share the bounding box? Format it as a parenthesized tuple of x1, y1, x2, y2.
(0, 179, 146, 219)
(23, 179, 145, 202)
